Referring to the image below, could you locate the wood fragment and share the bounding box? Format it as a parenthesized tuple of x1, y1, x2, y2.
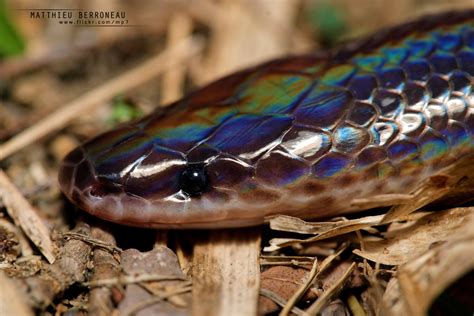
(0, 36, 204, 161)
(192, 228, 261, 316)
(0, 170, 56, 264)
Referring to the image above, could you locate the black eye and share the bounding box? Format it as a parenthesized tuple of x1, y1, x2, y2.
(179, 165, 209, 196)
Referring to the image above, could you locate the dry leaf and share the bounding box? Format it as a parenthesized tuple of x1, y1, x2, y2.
(353, 208, 474, 265)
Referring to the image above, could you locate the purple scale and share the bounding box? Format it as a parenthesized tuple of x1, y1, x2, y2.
(456, 50, 474, 76)
(428, 53, 458, 75)
(124, 147, 186, 199)
(446, 98, 468, 121)
(463, 28, 474, 49)
(418, 128, 448, 161)
(435, 32, 462, 52)
(371, 121, 399, 146)
(388, 139, 419, 162)
(280, 126, 332, 162)
(403, 59, 432, 81)
(378, 67, 406, 90)
(347, 74, 378, 100)
(449, 71, 471, 94)
(207, 157, 253, 189)
(74, 159, 97, 192)
(424, 103, 449, 131)
(347, 101, 378, 126)
(204, 113, 292, 160)
(186, 144, 220, 163)
(333, 124, 370, 153)
(372, 89, 404, 117)
(92, 136, 153, 181)
(294, 89, 351, 130)
(255, 150, 310, 186)
(427, 75, 451, 102)
(312, 152, 352, 178)
(355, 146, 388, 169)
(407, 39, 436, 57)
(403, 81, 429, 111)
(465, 109, 474, 136)
(399, 112, 426, 137)
(443, 121, 470, 147)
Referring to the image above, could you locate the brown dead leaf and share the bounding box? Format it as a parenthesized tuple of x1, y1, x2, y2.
(259, 266, 315, 315)
(353, 207, 474, 265)
(380, 232, 474, 315)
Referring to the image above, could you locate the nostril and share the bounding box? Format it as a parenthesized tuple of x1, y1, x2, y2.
(89, 184, 107, 198)
(88, 179, 123, 198)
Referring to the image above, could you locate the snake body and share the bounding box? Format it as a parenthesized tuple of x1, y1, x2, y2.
(59, 10, 474, 228)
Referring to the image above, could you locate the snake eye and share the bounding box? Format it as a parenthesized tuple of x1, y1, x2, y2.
(179, 165, 209, 196)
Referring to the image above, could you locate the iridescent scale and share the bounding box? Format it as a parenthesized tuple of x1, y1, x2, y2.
(59, 11, 474, 228)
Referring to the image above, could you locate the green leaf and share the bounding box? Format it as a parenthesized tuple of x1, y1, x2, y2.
(0, 0, 25, 57)
(108, 97, 143, 126)
(306, 1, 346, 47)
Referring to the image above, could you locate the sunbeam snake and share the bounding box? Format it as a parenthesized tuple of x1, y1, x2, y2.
(59, 10, 474, 228)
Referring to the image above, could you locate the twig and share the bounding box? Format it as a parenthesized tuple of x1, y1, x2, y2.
(83, 274, 187, 288)
(63, 232, 122, 254)
(304, 262, 356, 315)
(0, 170, 56, 264)
(280, 243, 349, 315)
(280, 258, 318, 316)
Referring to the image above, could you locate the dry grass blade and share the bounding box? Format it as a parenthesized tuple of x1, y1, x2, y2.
(0, 170, 56, 264)
(265, 215, 384, 251)
(280, 259, 318, 316)
(304, 262, 356, 315)
(260, 255, 315, 267)
(0, 36, 204, 161)
(83, 274, 187, 288)
(347, 294, 366, 316)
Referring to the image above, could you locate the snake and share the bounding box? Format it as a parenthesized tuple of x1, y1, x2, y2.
(58, 10, 474, 228)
